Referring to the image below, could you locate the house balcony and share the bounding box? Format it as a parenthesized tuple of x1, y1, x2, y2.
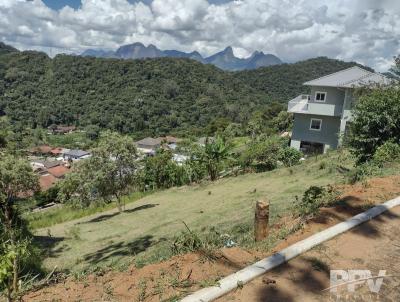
(288, 95, 343, 117)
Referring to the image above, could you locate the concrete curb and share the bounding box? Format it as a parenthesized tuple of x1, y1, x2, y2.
(181, 196, 400, 302)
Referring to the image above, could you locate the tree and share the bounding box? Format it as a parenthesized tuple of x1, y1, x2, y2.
(0, 155, 39, 300)
(347, 86, 400, 163)
(389, 55, 400, 79)
(59, 131, 139, 212)
(223, 123, 244, 138)
(58, 165, 95, 208)
(246, 112, 264, 139)
(206, 118, 230, 136)
(84, 124, 101, 141)
(200, 137, 232, 181)
(240, 136, 289, 172)
(270, 111, 293, 133)
(0, 117, 12, 150)
(139, 149, 188, 190)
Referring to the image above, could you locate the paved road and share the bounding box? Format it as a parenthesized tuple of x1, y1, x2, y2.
(218, 206, 400, 302)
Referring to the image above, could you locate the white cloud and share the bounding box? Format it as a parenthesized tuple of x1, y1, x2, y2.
(0, 0, 399, 71)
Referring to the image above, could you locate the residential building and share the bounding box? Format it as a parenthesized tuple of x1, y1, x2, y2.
(29, 145, 53, 155)
(288, 66, 390, 153)
(31, 159, 63, 170)
(50, 147, 63, 156)
(63, 149, 91, 161)
(157, 136, 182, 150)
(48, 125, 76, 134)
(39, 174, 58, 191)
(47, 165, 71, 179)
(135, 137, 162, 155)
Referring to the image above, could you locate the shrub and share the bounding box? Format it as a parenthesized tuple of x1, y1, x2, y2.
(139, 150, 190, 190)
(34, 186, 60, 207)
(240, 136, 288, 172)
(346, 162, 379, 184)
(171, 229, 203, 254)
(318, 161, 327, 170)
(347, 86, 400, 163)
(278, 147, 302, 167)
(171, 224, 231, 256)
(294, 185, 339, 219)
(372, 141, 400, 166)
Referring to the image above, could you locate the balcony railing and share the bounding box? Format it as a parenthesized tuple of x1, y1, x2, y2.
(288, 95, 343, 116)
(288, 95, 310, 113)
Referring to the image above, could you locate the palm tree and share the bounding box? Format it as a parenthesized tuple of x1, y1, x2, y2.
(202, 136, 232, 181)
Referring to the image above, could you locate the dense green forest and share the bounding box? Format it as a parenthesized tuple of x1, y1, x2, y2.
(0, 43, 363, 136)
(234, 57, 371, 102)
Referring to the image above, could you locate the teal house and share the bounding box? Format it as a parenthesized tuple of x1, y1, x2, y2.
(288, 67, 390, 153)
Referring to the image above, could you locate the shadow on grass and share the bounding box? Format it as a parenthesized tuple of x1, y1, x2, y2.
(82, 203, 159, 224)
(34, 235, 68, 258)
(84, 212, 121, 223)
(124, 203, 159, 213)
(83, 235, 154, 265)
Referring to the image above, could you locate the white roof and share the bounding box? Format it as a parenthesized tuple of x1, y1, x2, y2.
(303, 66, 391, 88)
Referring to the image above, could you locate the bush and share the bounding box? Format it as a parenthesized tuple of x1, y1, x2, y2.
(0, 217, 43, 297)
(347, 86, 400, 163)
(278, 147, 302, 167)
(34, 186, 60, 207)
(171, 224, 232, 256)
(372, 141, 400, 166)
(240, 136, 288, 172)
(294, 185, 339, 218)
(171, 229, 203, 254)
(346, 162, 379, 184)
(139, 150, 190, 190)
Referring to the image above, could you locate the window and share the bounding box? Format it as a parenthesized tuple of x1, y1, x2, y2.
(310, 118, 322, 131)
(315, 91, 327, 102)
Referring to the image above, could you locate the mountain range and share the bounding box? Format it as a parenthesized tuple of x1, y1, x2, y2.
(80, 42, 282, 71)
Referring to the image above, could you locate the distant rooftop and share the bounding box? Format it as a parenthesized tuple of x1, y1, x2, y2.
(303, 66, 391, 88)
(136, 137, 162, 146)
(32, 159, 63, 169)
(47, 165, 71, 178)
(64, 149, 90, 157)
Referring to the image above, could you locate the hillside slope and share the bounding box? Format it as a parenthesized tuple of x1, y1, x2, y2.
(0, 44, 365, 136)
(30, 151, 351, 272)
(0, 49, 267, 136)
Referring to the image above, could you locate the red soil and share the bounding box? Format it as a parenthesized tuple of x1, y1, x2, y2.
(22, 175, 400, 301)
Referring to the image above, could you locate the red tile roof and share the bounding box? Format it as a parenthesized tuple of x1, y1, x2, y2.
(50, 147, 63, 155)
(47, 165, 71, 178)
(30, 145, 52, 154)
(39, 174, 58, 191)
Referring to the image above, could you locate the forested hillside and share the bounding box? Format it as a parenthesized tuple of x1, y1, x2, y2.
(0, 43, 364, 136)
(234, 57, 370, 102)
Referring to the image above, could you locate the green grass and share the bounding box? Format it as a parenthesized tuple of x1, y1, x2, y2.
(31, 150, 358, 273)
(25, 192, 150, 229)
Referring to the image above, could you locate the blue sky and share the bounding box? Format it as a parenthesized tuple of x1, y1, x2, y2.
(2, 0, 399, 71)
(42, 0, 232, 10)
(42, 0, 82, 10)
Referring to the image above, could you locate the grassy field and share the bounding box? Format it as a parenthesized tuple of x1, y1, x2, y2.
(32, 151, 358, 274)
(25, 192, 150, 229)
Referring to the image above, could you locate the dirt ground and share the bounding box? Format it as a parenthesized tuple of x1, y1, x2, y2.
(22, 175, 400, 301)
(218, 199, 400, 302)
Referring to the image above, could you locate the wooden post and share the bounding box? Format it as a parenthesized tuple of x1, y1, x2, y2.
(254, 199, 269, 242)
